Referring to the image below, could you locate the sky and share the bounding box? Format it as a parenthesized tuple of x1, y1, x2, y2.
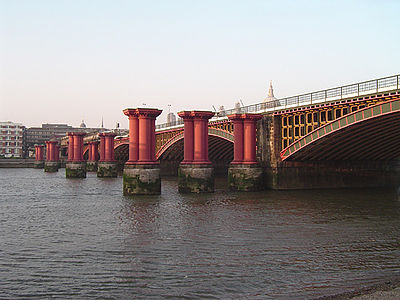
(1, 0, 399, 129)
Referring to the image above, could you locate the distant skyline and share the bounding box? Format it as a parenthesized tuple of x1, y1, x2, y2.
(1, 0, 399, 128)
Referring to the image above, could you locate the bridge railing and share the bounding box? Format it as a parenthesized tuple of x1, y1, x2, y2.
(155, 74, 399, 130)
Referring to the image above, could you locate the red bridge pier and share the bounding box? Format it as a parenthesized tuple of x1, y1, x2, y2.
(86, 141, 99, 172)
(44, 141, 59, 172)
(123, 108, 162, 195)
(66, 132, 86, 178)
(227, 113, 263, 191)
(178, 111, 215, 193)
(34, 145, 45, 169)
(97, 133, 118, 177)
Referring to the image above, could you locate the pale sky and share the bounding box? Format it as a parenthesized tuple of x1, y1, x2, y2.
(1, 0, 399, 128)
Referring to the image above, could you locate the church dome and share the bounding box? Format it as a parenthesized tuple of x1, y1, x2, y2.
(80, 120, 87, 128)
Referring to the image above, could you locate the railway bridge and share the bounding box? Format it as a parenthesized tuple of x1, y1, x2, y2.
(59, 74, 400, 189)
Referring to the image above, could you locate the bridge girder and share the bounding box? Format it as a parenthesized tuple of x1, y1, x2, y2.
(281, 99, 400, 161)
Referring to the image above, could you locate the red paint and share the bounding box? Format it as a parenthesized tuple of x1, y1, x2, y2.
(99, 133, 117, 162)
(35, 145, 44, 161)
(123, 108, 162, 164)
(67, 132, 85, 162)
(228, 113, 262, 164)
(230, 117, 244, 163)
(45, 141, 58, 161)
(67, 133, 74, 161)
(178, 111, 214, 164)
(178, 112, 194, 163)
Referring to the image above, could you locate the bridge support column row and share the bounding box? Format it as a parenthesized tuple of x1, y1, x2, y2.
(66, 132, 87, 178)
(228, 114, 264, 191)
(123, 108, 162, 195)
(34, 145, 45, 169)
(178, 111, 215, 193)
(97, 133, 118, 178)
(44, 141, 59, 172)
(86, 141, 99, 172)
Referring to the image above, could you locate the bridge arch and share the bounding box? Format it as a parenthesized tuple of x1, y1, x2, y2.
(156, 128, 234, 162)
(280, 99, 400, 161)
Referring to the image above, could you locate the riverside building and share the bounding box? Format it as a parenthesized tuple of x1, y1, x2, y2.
(0, 121, 24, 158)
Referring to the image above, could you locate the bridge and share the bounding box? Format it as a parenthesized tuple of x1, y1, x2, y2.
(53, 74, 400, 191)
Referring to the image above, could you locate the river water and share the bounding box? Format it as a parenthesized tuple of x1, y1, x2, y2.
(0, 168, 399, 299)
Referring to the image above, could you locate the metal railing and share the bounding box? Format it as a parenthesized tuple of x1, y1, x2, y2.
(156, 74, 399, 130)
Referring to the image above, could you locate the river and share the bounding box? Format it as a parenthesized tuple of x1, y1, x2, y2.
(0, 168, 399, 299)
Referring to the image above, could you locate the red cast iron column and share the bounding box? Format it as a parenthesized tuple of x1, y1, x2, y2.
(38, 145, 44, 160)
(192, 111, 214, 163)
(137, 108, 162, 164)
(99, 134, 106, 161)
(178, 111, 194, 163)
(242, 114, 262, 164)
(67, 133, 74, 161)
(45, 141, 52, 161)
(72, 133, 85, 162)
(123, 109, 139, 163)
(104, 133, 116, 162)
(228, 114, 244, 163)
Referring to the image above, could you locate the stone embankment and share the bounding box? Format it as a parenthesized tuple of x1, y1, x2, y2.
(0, 158, 35, 168)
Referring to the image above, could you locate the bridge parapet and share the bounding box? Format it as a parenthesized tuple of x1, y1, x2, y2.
(155, 74, 399, 132)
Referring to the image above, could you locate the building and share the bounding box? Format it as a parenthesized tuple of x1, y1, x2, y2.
(262, 81, 279, 108)
(0, 121, 24, 158)
(25, 122, 107, 157)
(166, 112, 177, 125)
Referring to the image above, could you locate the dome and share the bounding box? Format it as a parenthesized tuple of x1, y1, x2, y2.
(80, 120, 87, 128)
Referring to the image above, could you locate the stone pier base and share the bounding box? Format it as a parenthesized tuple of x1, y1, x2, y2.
(66, 162, 86, 178)
(123, 163, 161, 195)
(178, 163, 214, 193)
(228, 163, 264, 191)
(97, 161, 118, 178)
(44, 161, 59, 172)
(86, 161, 98, 172)
(34, 160, 44, 169)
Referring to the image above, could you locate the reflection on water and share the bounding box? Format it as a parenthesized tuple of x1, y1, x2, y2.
(0, 169, 399, 299)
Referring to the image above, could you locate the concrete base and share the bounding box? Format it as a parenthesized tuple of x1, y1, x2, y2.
(97, 161, 118, 178)
(66, 161, 86, 178)
(266, 160, 400, 190)
(44, 161, 59, 172)
(178, 163, 214, 193)
(34, 160, 44, 169)
(123, 163, 161, 195)
(86, 161, 98, 172)
(228, 163, 264, 191)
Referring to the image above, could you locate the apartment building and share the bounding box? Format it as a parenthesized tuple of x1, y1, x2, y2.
(0, 121, 24, 158)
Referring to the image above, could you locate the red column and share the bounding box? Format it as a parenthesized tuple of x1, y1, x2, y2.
(38, 145, 44, 160)
(126, 113, 139, 163)
(151, 119, 156, 161)
(99, 135, 105, 161)
(102, 133, 116, 162)
(192, 111, 214, 164)
(45, 141, 51, 161)
(72, 133, 85, 162)
(35, 145, 39, 160)
(51, 142, 57, 161)
(138, 115, 151, 162)
(178, 112, 194, 163)
(123, 108, 162, 164)
(67, 133, 74, 161)
(243, 114, 262, 164)
(228, 115, 244, 163)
